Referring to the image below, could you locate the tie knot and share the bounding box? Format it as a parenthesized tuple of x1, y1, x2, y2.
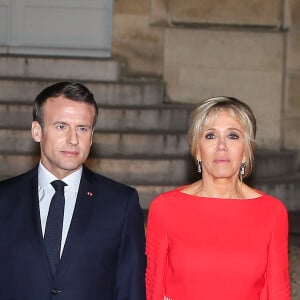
(51, 180, 66, 192)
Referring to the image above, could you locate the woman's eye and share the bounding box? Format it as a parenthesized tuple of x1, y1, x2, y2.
(228, 133, 239, 139)
(205, 133, 215, 139)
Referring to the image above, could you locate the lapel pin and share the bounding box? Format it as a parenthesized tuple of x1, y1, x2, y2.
(86, 192, 93, 197)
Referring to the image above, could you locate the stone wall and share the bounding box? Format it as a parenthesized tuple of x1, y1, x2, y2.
(112, 0, 300, 153)
(163, 28, 283, 149)
(168, 0, 281, 26)
(285, 0, 300, 153)
(112, 0, 164, 75)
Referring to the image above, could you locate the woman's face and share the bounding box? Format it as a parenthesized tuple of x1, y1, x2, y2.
(197, 110, 246, 180)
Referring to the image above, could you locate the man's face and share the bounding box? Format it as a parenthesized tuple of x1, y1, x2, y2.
(31, 96, 96, 179)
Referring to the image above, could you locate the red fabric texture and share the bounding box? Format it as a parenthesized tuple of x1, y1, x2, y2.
(146, 187, 290, 300)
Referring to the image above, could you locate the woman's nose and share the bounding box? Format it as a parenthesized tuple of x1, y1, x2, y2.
(217, 137, 227, 151)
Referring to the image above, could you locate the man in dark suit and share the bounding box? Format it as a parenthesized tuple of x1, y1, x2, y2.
(0, 82, 146, 299)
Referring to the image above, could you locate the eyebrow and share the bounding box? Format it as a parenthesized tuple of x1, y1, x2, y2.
(203, 127, 243, 133)
(227, 127, 243, 133)
(52, 121, 92, 128)
(52, 121, 67, 125)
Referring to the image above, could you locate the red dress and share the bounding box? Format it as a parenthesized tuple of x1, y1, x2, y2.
(146, 187, 290, 300)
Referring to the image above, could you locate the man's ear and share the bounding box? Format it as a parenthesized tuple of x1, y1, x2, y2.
(31, 121, 42, 142)
(90, 129, 94, 146)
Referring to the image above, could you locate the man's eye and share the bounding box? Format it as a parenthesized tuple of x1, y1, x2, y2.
(228, 133, 239, 139)
(78, 127, 89, 132)
(57, 124, 66, 130)
(205, 133, 215, 139)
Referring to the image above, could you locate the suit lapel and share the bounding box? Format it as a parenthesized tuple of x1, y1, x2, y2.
(21, 167, 53, 275)
(57, 167, 97, 276)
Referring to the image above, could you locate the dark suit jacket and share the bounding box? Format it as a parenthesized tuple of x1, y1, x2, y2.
(0, 165, 146, 300)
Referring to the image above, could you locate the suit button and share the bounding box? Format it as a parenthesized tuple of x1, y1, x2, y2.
(51, 288, 62, 295)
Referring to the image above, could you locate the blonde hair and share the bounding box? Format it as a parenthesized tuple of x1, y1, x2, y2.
(188, 96, 256, 178)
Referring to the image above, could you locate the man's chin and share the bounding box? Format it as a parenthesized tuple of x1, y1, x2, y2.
(59, 163, 83, 174)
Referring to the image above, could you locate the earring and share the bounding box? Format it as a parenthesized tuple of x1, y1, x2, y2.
(240, 162, 246, 176)
(197, 160, 202, 173)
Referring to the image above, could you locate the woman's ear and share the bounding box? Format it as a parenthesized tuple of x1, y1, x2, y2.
(242, 151, 248, 165)
(31, 121, 42, 142)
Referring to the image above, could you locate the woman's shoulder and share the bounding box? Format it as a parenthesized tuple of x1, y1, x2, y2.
(149, 186, 186, 208)
(242, 184, 286, 208)
(153, 186, 186, 200)
(251, 188, 288, 215)
(260, 192, 287, 208)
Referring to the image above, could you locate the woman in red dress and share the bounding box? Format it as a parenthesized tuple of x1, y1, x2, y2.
(146, 96, 290, 300)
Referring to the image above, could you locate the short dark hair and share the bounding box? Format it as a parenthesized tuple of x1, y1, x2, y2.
(33, 81, 98, 128)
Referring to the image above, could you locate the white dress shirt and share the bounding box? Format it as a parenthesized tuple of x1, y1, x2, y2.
(38, 162, 82, 256)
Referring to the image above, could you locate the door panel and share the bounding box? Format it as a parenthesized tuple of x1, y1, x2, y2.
(0, 0, 113, 57)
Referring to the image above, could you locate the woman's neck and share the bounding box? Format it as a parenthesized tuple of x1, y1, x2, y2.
(191, 176, 245, 199)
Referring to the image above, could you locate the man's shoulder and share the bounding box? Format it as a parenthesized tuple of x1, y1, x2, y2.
(0, 167, 37, 189)
(83, 166, 137, 195)
(82, 167, 140, 209)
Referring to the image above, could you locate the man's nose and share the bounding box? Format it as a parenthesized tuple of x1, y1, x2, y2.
(67, 129, 79, 145)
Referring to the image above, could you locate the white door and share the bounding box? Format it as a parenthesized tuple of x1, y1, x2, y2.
(0, 0, 113, 57)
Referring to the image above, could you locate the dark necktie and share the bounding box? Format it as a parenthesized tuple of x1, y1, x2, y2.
(44, 180, 66, 275)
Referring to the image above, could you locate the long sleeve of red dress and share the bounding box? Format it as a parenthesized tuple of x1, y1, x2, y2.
(146, 187, 290, 300)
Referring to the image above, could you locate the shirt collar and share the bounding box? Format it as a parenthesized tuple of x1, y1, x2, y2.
(38, 162, 82, 192)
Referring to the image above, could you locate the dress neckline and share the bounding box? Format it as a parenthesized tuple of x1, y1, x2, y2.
(176, 186, 264, 202)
